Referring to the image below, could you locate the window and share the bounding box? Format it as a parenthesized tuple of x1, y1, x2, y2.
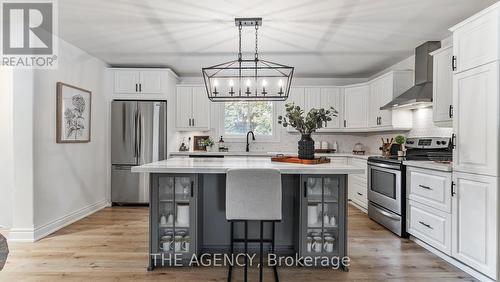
(221, 101, 277, 140)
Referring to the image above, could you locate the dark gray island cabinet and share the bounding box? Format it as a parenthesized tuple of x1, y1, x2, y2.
(132, 158, 363, 270)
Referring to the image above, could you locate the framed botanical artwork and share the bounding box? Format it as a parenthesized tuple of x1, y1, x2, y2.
(56, 82, 92, 143)
(193, 135, 209, 151)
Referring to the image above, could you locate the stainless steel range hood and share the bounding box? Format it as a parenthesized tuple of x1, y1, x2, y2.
(381, 41, 441, 110)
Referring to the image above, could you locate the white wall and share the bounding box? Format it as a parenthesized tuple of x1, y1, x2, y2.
(0, 67, 14, 229)
(30, 38, 109, 238)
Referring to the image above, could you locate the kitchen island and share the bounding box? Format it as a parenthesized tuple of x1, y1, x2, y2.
(132, 157, 364, 270)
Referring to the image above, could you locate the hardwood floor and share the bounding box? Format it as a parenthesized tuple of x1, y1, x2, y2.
(0, 205, 476, 281)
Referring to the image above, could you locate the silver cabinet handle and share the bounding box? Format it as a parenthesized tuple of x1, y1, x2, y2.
(419, 221, 433, 229)
(418, 185, 432, 190)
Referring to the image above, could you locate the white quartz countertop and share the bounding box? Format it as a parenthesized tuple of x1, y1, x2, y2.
(403, 160, 453, 172)
(169, 151, 375, 160)
(132, 157, 366, 174)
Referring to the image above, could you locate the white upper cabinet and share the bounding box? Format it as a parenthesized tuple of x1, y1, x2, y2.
(113, 70, 163, 94)
(368, 71, 413, 129)
(175, 86, 210, 131)
(139, 71, 163, 94)
(452, 61, 499, 176)
(175, 86, 192, 129)
(452, 172, 498, 279)
(319, 87, 343, 130)
(114, 71, 140, 93)
(343, 84, 368, 129)
(450, 3, 500, 73)
(431, 46, 453, 127)
(191, 87, 211, 130)
(303, 88, 321, 113)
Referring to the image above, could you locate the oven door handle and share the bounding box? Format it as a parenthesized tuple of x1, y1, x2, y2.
(367, 162, 401, 170)
(370, 204, 401, 220)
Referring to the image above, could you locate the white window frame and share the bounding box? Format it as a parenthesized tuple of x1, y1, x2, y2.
(217, 101, 281, 142)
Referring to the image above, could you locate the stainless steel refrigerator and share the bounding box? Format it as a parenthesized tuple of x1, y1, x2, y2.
(111, 100, 167, 204)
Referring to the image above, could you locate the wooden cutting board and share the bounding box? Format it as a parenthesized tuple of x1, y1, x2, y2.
(271, 155, 331, 165)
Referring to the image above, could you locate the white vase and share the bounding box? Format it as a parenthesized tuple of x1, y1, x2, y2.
(307, 205, 318, 226)
(177, 204, 190, 226)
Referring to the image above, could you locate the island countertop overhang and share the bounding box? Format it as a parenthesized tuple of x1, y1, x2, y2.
(131, 157, 365, 175)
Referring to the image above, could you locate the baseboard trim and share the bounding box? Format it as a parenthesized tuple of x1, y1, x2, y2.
(8, 227, 35, 242)
(411, 236, 494, 282)
(33, 199, 111, 241)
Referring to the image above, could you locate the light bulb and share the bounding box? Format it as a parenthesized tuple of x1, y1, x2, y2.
(278, 79, 283, 87)
(213, 79, 219, 87)
(229, 80, 234, 87)
(246, 79, 251, 87)
(262, 80, 267, 87)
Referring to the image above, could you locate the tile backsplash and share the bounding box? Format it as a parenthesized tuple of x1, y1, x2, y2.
(174, 107, 452, 155)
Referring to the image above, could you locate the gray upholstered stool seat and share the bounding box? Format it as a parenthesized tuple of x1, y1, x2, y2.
(225, 168, 282, 282)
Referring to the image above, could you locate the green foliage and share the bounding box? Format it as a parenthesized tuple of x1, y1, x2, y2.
(224, 101, 272, 135)
(278, 103, 338, 135)
(395, 135, 406, 145)
(202, 137, 214, 147)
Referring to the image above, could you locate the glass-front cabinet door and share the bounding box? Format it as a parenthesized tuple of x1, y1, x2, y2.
(300, 175, 346, 267)
(151, 174, 198, 267)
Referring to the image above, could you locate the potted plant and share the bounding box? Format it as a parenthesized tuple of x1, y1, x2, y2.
(202, 137, 215, 152)
(395, 135, 406, 157)
(278, 103, 338, 159)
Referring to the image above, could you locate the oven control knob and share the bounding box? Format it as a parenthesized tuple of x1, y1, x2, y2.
(436, 141, 442, 145)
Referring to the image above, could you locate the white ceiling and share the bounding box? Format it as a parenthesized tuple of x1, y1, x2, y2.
(59, 0, 497, 77)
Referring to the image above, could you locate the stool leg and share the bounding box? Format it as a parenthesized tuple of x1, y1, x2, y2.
(272, 222, 279, 282)
(227, 221, 233, 282)
(244, 220, 248, 282)
(259, 221, 264, 282)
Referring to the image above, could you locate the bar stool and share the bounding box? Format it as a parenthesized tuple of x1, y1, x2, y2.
(226, 168, 282, 282)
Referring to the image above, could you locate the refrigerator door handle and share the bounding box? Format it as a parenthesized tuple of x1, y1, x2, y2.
(138, 110, 143, 161)
(134, 109, 139, 159)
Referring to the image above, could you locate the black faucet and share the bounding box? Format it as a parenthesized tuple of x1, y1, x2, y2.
(246, 131, 255, 152)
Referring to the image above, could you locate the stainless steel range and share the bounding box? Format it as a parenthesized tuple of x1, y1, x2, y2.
(367, 137, 452, 237)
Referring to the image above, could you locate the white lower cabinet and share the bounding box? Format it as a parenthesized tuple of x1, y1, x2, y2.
(407, 167, 453, 255)
(348, 158, 367, 211)
(407, 167, 499, 279)
(408, 200, 452, 255)
(452, 172, 498, 279)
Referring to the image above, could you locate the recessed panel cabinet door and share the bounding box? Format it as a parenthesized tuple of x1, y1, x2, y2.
(139, 71, 163, 94)
(344, 85, 368, 129)
(452, 62, 499, 176)
(320, 87, 343, 129)
(452, 9, 500, 73)
(452, 172, 498, 279)
(304, 88, 321, 113)
(191, 87, 210, 130)
(368, 80, 380, 128)
(175, 87, 192, 129)
(114, 71, 139, 93)
(433, 47, 453, 125)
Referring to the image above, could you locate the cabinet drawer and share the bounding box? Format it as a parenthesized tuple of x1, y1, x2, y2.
(408, 200, 452, 255)
(408, 167, 452, 213)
